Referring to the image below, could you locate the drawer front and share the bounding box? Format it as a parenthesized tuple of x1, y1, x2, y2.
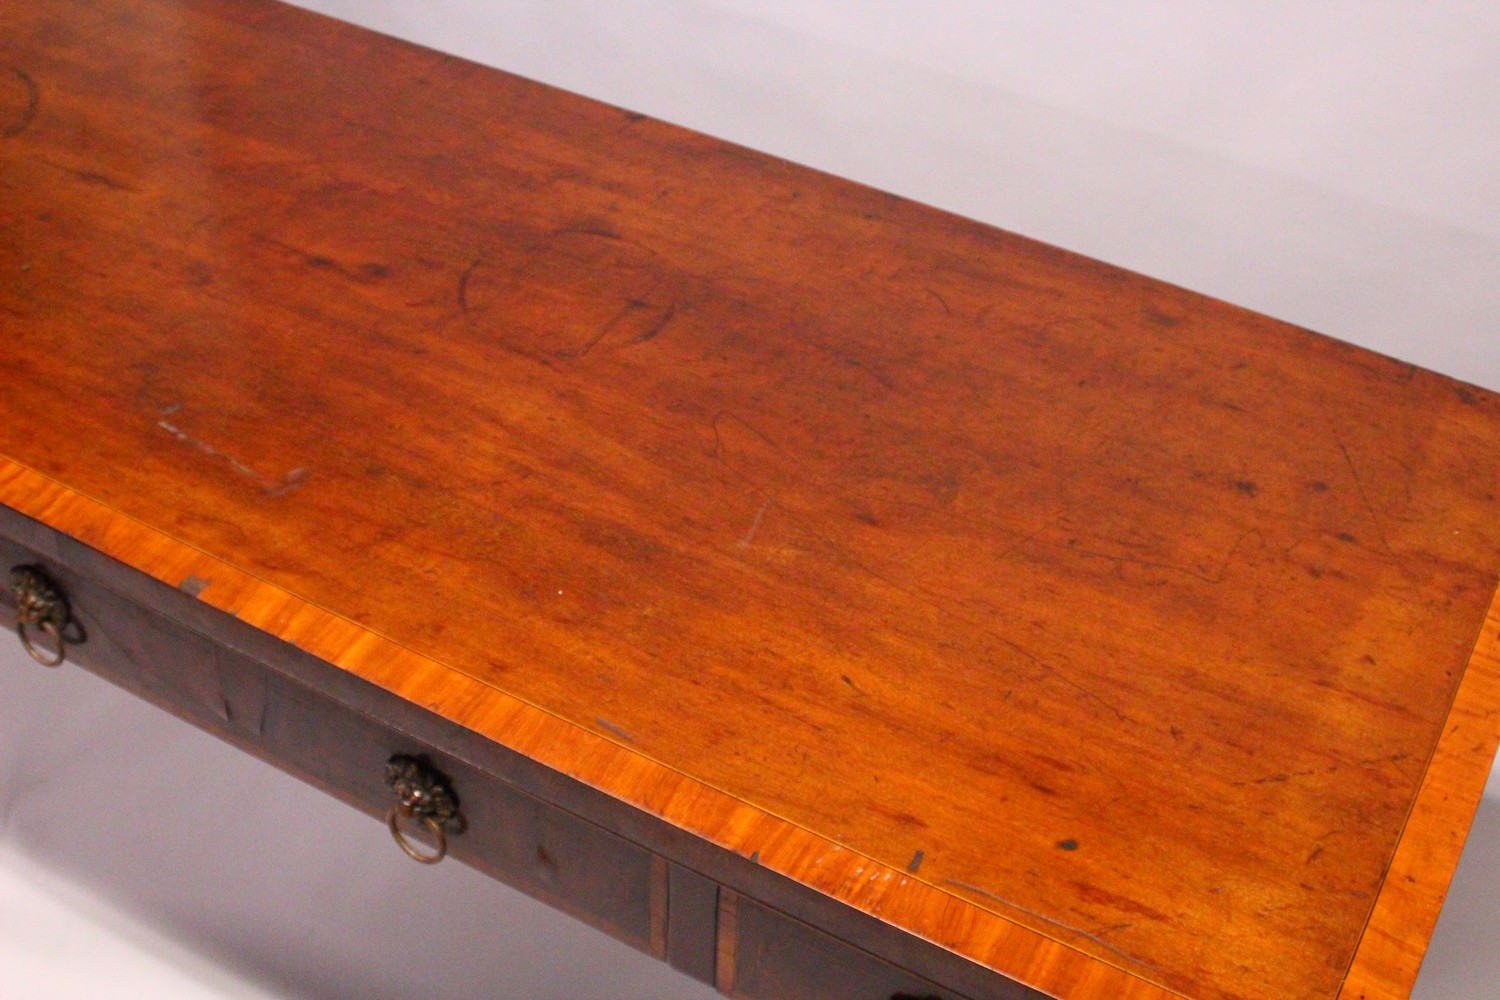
(0, 539, 664, 957)
(719, 891, 972, 1000)
(258, 666, 665, 953)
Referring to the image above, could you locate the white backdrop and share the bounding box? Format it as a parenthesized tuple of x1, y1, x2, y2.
(3, 2, 1497, 997)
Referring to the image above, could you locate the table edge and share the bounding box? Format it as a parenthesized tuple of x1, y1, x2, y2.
(11, 447, 1496, 1000)
(0, 455, 1188, 999)
(1337, 578, 1500, 999)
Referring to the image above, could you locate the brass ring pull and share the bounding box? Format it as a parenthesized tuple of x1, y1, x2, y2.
(10, 565, 72, 667)
(18, 617, 65, 666)
(387, 803, 448, 864)
(384, 754, 465, 866)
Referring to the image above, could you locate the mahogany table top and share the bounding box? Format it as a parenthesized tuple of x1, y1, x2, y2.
(4, 3, 1499, 997)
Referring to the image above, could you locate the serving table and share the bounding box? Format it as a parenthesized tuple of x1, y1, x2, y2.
(4, 3, 1500, 998)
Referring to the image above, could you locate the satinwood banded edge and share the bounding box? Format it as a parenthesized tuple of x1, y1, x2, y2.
(0, 454, 1187, 999)
(1337, 582, 1500, 999)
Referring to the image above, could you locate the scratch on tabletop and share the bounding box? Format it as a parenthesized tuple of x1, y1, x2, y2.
(57, 164, 135, 192)
(572, 299, 646, 359)
(1065, 527, 1263, 587)
(941, 879, 1162, 973)
(595, 717, 635, 743)
(1328, 419, 1411, 581)
(738, 497, 772, 548)
(707, 413, 1131, 721)
(264, 467, 308, 498)
(1239, 752, 1409, 788)
(157, 418, 308, 497)
(710, 410, 789, 464)
(722, 453, 1130, 722)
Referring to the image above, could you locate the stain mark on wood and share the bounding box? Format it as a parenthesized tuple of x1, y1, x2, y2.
(555, 220, 623, 241)
(1234, 479, 1259, 498)
(252, 234, 383, 285)
(1236, 769, 1311, 787)
(457, 256, 481, 313)
(617, 108, 648, 134)
(52, 161, 135, 191)
(1057, 839, 1079, 851)
(158, 418, 259, 478)
(264, 467, 308, 498)
(595, 716, 634, 743)
(179, 573, 212, 597)
(3, 68, 40, 137)
(907, 849, 925, 872)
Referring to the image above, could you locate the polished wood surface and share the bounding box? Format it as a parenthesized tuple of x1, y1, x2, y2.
(4, 2, 1500, 997)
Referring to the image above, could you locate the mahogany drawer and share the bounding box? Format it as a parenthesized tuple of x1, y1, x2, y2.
(0, 531, 665, 960)
(717, 891, 970, 1000)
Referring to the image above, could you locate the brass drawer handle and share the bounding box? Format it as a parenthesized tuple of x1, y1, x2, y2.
(9, 565, 72, 667)
(385, 754, 466, 865)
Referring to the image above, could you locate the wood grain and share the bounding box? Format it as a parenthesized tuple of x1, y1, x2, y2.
(4, 2, 1500, 997)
